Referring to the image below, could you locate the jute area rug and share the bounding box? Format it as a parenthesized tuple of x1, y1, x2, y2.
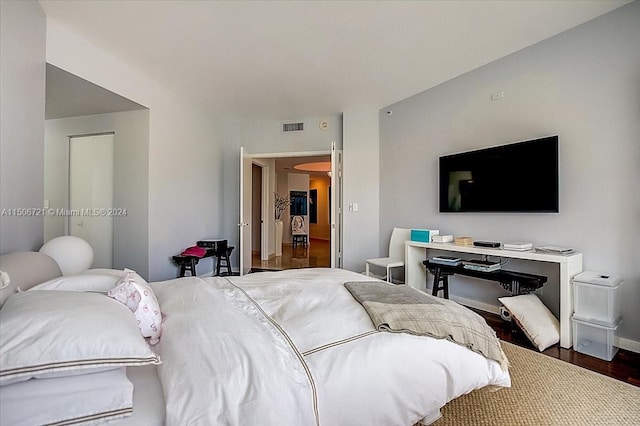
(431, 341, 640, 425)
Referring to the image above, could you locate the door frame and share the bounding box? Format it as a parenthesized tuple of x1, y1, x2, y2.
(239, 148, 341, 273)
(330, 141, 343, 268)
(252, 158, 270, 261)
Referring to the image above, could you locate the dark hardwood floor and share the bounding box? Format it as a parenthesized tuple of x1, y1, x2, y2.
(475, 308, 640, 387)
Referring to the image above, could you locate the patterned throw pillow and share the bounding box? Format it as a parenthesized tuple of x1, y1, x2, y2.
(108, 269, 162, 345)
(498, 294, 559, 351)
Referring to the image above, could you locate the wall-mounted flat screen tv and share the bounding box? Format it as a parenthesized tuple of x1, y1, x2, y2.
(439, 135, 558, 213)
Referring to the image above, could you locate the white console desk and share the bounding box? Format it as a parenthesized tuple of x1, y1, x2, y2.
(405, 241, 583, 349)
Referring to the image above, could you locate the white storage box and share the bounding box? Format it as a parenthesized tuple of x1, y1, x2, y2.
(573, 271, 622, 287)
(572, 271, 622, 326)
(572, 316, 620, 361)
(410, 229, 439, 243)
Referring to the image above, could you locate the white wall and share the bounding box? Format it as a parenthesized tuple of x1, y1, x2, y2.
(342, 108, 380, 272)
(112, 110, 150, 277)
(46, 20, 222, 281)
(379, 2, 640, 344)
(0, 0, 46, 254)
(44, 110, 150, 278)
(309, 176, 331, 240)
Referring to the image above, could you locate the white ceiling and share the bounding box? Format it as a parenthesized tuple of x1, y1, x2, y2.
(39, 0, 628, 120)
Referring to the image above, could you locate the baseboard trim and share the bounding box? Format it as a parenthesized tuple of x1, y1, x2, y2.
(449, 295, 501, 315)
(616, 337, 640, 354)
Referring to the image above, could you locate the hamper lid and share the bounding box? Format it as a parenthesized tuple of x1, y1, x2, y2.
(573, 271, 623, 287)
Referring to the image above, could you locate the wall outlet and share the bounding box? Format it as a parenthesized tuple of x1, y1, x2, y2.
(491, 91, 504, 101)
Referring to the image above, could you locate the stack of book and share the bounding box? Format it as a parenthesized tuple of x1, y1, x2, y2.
(430, 255, 462, 266)
(431, 234, 454, 243)
(454, 236, 473, 245)
(462, 259, 501, 272)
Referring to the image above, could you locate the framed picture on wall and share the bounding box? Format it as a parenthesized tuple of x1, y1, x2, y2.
(290, 191, 308, 216)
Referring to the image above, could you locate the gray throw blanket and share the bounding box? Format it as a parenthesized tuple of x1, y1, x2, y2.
(344, 281, 509, 372)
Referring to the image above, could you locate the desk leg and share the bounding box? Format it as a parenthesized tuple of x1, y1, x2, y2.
(405, 243, 427, 292)
(559, 254, 583, 349)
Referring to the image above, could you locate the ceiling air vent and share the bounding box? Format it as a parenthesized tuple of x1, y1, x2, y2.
(282, 122, 304, 133)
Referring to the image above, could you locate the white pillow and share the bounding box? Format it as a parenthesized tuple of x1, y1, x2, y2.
(29, 268, 125, 292)
(0, 367, 133, 425)
(0, 290, 161, 386)
(498, 293, 560, 351)
(108, 269, 163, 345)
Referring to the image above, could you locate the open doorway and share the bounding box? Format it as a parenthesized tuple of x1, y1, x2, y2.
(253, 154, 332, 271)
(240, 147, 341, 274)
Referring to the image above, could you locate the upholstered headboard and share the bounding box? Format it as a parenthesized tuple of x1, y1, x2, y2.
(0, 252, 63, 306)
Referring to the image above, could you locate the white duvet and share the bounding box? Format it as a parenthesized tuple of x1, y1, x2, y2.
(150, 268, 510, 426)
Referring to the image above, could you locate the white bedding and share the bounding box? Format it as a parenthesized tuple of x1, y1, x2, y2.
(115, 365, 165, 425)
(151, 268, 510, 425)
(0, 367, 133, 426)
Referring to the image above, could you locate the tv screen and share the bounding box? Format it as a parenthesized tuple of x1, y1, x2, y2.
(439, 136, 558, 213)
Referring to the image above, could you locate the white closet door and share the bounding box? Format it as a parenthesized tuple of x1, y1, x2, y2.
(69, 134, 114, 268)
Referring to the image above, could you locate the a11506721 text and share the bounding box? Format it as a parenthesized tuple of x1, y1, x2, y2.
(1, 208, 128, 217)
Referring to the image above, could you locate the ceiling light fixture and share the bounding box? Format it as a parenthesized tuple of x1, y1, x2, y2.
(293, 161, 331, 172)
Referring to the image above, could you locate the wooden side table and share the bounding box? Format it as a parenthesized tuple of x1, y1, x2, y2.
(172, 242, 234, 278)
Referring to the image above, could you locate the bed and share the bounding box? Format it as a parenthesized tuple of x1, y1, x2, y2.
(0, 252, 510, 425)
